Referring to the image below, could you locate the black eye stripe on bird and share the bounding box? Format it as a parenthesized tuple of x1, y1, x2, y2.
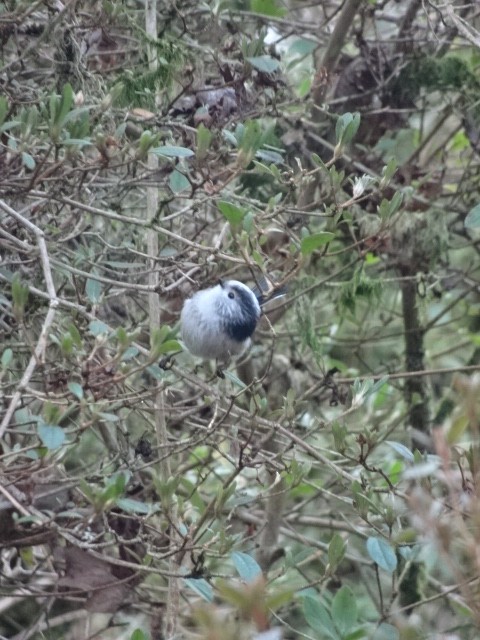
(180, 279, 269, 365)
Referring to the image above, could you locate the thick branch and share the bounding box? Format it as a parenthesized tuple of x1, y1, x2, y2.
(312, 0, 365, 112)
(400, 276, 430, 440)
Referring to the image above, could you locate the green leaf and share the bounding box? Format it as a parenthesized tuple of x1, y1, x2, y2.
(386, 191, 403, 217)
(21, 152, 35, 170)
(297, 76, 312, 98)
(222, 370, 247, 388)
(344, 630, 368, 640)
(335, 112, 361, 147)
(332, 422, 347, 453)
(137, 130, 156, 158)
(67, 323, 83, 347)
(246, 55, 280, 74)
(380, 158, 397, 188)
(255, 148, 283, 164)
(121, 346, 139, 361)
(331, 586, 357, 635)
(328, 533, 346, 572)
(116, 498, 156, 514)
(102, 472, 127, 502)
(465, 203, 480, 228)
(43, 402, 61, 425)
(311, 153, 327, 170)
(15, 407, 34, 428)
(217, 201, 246, 225)
(130, 629, 150, 640)
(342, 113, 361, 145)
(68, 382, 83, 400)
(223, 129, 238, 146)
(196, 123, 212, 160)
(250, 0, 287, 17)
(0, 96, 8, 127)
(252, 160, 275, 176)
(60, 137, 92, 148)
(366, 537, 397, 573)
(385, 441, 414, 463)
(146, 364, 165, 380)
(37, 420, 66, 450)
(243, 211, 255, 233)
(390, 191, 404, 212)
(88, 320, 109, 336)
(335, 114, 347, 144)
(447, 414, 469, 444)
(236, 119, 262, 166)
(371, 623, 400, 640)
(50, 83, 74, 141)
(63, 105, 92, 125)
(61, 333, 73, 355)
(368, 375, 389, 397)
(288, 38, 317, 57)
(1, 348, 13, 368)
(12, 275, 29, 315)
(231, 551, 262, 583)
(86, 275, 102, 303)
(151, 145, 194, 158)
(169, 169, 190, 194)
(300, 232, 335, 255)
(184, 578, 214, 602)
(57, 83, 74, 125)
(157, 339, 181, 355)
(97, 412, 120, 422)
(1, 119, 21, 133)
(303, 595, 339, 640)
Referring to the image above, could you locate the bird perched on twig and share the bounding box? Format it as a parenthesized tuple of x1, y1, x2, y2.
(180, 280, 261, 366)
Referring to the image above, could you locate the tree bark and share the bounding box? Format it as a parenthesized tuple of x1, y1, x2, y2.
(400, 275, 430, 446)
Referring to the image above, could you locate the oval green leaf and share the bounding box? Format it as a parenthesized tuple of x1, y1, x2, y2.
(231, 551, 262, 583)
(151, 145, 194, 158)
(22, 152, 36, 170)
(68, 381, 83, 400)
(366, 537, 397, 573)
(328, 532, 346, 571)
(89, 320, 110, 336)
(372, 623, 400, 640)
(184, 577, 214, 602)
(116, 498, 155, 514)
(251, 0, 287, 18)
(86, 276, 102, 303)
(157, 339, 181, 355)
(246, 55, 280, 74)
(300, 232, 335, 255)
(465, 203, 480, 229)
(331, 585, 357, 635)
(217, 201, 246, 225)
(1, 348, 13, 368)
(169, 169, 190, 194)
(385, 440, 414, 463)
(303, 595, 338, 639)
(37, 421, 66, 450)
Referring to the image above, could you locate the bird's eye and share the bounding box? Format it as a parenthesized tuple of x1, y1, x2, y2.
(228, 292, 235, 299)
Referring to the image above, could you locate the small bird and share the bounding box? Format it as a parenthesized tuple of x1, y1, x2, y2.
(180, 279, 262, 365)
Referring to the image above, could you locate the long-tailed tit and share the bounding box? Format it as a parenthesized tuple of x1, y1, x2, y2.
(180, 279, 263, 365)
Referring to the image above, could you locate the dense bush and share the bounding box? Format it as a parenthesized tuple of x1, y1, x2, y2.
(1, 2, 480, 639)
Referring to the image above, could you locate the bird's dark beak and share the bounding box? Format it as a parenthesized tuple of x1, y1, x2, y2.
(218, 279, 225, 288)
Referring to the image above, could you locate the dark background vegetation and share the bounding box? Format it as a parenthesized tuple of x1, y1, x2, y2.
(1, 1, 480, 638)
